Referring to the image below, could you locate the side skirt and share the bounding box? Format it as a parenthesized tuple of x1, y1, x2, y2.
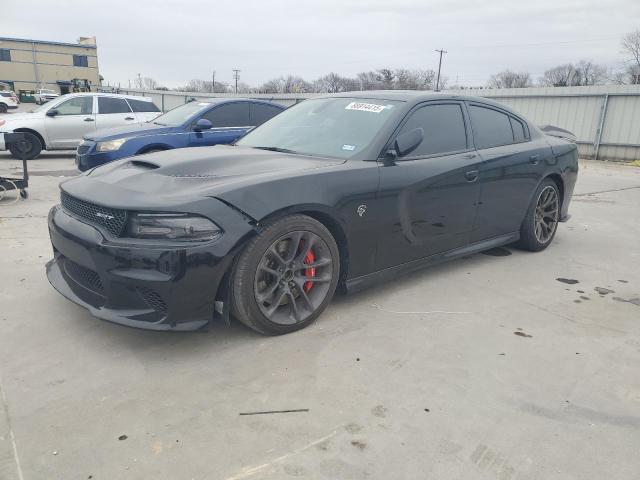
(344, 231, 520, 294)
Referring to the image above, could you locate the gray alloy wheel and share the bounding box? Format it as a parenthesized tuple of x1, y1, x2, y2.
(516, 178, 561, 252)
(534, 185, 559, 244)
(254, 230, 333, 326)
(230, 215, 340, 335)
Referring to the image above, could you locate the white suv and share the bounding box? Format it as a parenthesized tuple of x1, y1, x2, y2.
(0, 92, 161, 159)
(0, 91, 19, 113)
(34, 89, 60, 105)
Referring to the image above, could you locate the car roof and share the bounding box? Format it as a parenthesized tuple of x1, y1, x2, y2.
(325, 90, 522, 116)
(182, 97, 285, 107)
(61, 92, 154, 102)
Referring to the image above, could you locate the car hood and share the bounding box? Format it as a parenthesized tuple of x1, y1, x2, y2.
(61, 145, 346, 210)
(84, 122, 174, 141)
(0, 112, 44, 124)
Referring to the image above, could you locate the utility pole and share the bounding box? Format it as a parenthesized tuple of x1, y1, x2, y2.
(233, 69, 241, 94)
(212, 70, 216, 93)
(137, 73, 142, 89)
(435, 49, 447, 91)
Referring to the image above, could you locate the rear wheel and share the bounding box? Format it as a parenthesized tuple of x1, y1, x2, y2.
(8, 132, 42, 160)
(230, 215, 340, 335)
(517, 179, 560, 251)
(0, 104, 7, 113)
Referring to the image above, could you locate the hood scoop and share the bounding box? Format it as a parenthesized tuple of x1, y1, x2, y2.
(129, 160, 160, 170)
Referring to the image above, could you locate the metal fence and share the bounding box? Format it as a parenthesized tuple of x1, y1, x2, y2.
(99, 84, 640, 161)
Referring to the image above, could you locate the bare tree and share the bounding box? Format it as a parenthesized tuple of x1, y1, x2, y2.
(376, 69, 395, 89)
(356, 71, 383, 90)
(621, 29, 640, 84)
(180, 79, 229, 93)
(574, 60, 607, 86)
(540, 64, 580, 87)
(487, 70, 532, 88)
(141, 77, 159, 90)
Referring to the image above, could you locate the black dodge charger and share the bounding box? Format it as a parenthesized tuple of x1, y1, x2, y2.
(46, 92, 578, 335)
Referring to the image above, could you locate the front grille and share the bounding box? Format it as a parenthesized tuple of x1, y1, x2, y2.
(136, 287, 168, 314)
(64, 258, 104, 295)
(77, 144, 91, 155)
(61, 191, 127, 236)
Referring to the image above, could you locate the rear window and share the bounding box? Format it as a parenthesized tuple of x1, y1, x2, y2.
(98, 97, 132, 114)
(128, 99, 160, 113)
(250, 103, 283, 126)
(204, 102, 250, 127)
(469, 105, 514, 149)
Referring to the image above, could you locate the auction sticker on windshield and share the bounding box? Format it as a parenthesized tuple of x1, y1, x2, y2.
(345, 102, 387, 113)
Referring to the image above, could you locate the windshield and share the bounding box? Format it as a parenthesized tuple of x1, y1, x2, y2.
(151, 101, 211, 126)
(236, 97, 402, 159)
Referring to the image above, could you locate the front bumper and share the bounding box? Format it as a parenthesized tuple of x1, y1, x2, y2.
(46, 204, 241, 331)
(76, 140, 127, 171)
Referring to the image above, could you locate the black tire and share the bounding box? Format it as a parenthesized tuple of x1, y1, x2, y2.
(516, 179, 560, 252)
(8, 132, 42, 160)
(0, 104, 7, 113)
(230, 214, 340, 335)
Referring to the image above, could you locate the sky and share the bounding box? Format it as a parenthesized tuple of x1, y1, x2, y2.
(2, 0, 639, 88)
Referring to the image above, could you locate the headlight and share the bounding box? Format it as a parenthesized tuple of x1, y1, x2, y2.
(126, 213, 222, 242)
(96, 138, 128, 152)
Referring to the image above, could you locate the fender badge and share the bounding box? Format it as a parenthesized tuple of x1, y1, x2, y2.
(357, 204, 367, 217)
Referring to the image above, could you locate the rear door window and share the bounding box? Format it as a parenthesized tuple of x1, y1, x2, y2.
(128, 99, 160, 112)
(250, 103, 283, 126)
(468, 105, 514, 149)
(510, 116, 528, 143)
(396, 103, 468, 157)
(98, 97, 132, 114)
(203, 102, 250, 127)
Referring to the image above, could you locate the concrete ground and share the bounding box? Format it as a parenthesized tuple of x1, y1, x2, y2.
(0, 152, 639, 480)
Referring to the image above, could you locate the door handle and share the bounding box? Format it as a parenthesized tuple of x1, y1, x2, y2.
(125, 116, 135, 120)
(529, 155, 540, 164)
(83, 117, 94, 122)
(465, 170, 479, 182)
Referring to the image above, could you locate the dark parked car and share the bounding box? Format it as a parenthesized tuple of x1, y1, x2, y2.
(46, 92, 578, 335)
(75, 98, 285, 171)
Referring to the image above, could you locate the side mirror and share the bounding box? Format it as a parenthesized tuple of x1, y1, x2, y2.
(394, 127, 424, 157)
(46, 109, 59, 117)
(194, 118, 213, 131)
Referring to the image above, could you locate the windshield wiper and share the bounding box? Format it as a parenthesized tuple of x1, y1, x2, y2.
(253, 146, 299, 154)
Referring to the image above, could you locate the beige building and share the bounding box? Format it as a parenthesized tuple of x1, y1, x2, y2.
(0, 36, 100, 95)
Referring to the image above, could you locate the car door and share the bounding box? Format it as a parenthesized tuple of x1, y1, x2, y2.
(44, 96, 96, 149)
(189, 102, 251, 147)
(375, 101, 482, 270)
(466, 103, 552, 242)
(95, 96, 138, 130)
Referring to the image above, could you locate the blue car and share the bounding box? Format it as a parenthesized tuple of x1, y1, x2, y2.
(75, 98, 285, 171)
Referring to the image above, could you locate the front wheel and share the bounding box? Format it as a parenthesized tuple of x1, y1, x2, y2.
(230, 215, 340, 335)
(8, 132, 42, 160)
(516, 179, 560, 251)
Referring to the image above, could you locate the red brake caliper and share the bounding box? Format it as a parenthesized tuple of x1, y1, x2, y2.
(303, 249, 316, 293)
